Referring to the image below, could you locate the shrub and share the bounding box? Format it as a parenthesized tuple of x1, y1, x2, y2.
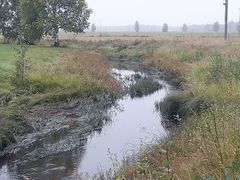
(129, 77, 162, 98)
(208, 54, 240, 83)
(158, 92, 207, 122)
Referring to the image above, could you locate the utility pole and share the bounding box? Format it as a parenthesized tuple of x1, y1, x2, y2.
(238, 8, 240, 37)
(223, 0, 228, 40)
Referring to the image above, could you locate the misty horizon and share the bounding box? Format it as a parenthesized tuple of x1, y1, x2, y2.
(87, 0, 240, 27)
(85, 21, 239, 33)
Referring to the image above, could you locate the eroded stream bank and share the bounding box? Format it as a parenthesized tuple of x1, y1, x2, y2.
(0, 69, 172, 180)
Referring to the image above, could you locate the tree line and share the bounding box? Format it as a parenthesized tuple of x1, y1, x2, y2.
(133, 21, 240, 33)
(0, 0, 92, 46)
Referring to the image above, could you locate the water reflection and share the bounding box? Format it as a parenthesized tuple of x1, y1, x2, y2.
(0, 69, 171, 180)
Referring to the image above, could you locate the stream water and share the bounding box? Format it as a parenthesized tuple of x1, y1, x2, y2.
(0, 69, 171, 180)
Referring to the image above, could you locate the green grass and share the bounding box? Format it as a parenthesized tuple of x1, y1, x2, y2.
(0, 44, 64, 71)
(129, 77, 162, 98)
(1, 35, 240, 178)
(114, 35, 240, 179)
(0, 44, 65, 92)
(0, 43, 68, 149)
(0, 42, 119, 151)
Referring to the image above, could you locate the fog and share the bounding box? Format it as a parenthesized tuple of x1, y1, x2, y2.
(87, 0, 240, 26)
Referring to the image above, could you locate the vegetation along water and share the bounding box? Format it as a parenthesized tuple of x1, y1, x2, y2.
(1, 1, 240, 178)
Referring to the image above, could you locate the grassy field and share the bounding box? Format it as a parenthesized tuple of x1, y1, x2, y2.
(1, 33, 240, 179)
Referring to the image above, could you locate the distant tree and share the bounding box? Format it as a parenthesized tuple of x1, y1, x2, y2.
(91, 23, 96, 32)
(228, 21, 235, 32)
(0, 0, 20, 41)
(19, 0, 46, 44)
(182, 24, 188, 32)
(162, 23, 168, 32)
(213, 22, 220, 32)
(135, 21, 139, 32)
(237, 23, 240, 35)
(44, 0, 92, 47)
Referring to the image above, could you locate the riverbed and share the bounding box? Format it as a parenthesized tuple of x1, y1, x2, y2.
(0, 69, 172, 180)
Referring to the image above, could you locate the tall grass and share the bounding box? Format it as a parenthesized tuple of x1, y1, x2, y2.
(129, 77, 162, 98)
(0, 47, 119, 151)
(117, 35, 240, 179)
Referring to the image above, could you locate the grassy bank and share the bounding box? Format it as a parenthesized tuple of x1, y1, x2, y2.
(1, 34, 240, 178)
(0, 43, 119, 151)
(110, 35, 240, 179)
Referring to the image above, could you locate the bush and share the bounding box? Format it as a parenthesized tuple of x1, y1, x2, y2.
(208, 54, 240, 83)
(129, 77, 162, 98)
(158, 92, 207, 122)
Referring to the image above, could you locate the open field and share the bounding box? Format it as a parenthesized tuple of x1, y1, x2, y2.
(1, 33, 240, 178)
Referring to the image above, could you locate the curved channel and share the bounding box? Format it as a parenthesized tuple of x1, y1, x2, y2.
(0, 69, 172, 180)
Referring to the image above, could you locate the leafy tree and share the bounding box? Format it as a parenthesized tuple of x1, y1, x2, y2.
(135, 21, 139, 32)
(91, 23, 96, 32)
(182, 24, 188, 32)
(19, 0, 46, 44)
(213, 21, 220, 32)
(44, 0, 92, 47)
(0, 0, 20, 41)
(162, 23, 168, 32)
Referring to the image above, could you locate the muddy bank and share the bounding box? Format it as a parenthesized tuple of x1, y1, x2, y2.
(0, 94, 117, 156)
(0, 95, 118, 180)
(0, 68, 172, 179)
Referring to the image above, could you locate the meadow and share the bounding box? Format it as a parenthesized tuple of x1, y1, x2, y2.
(1, 33, 240, 179)
(106, 33, 240, 179)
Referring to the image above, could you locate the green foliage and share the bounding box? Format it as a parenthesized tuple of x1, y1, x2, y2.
(207, 54, 240, 83)
(102, 40, 158, 62)
(0, 0, 91, 46)
(0, 110, 34, 151)
(12, 42, 29, 88)
(192, 101, 240, 178)
(0, 45, 119, 150)
(19, 0, 46, 44)
(129, 77, 162, 98)
(44, 0, 92, 46)
(158, 92, 206, 122)
(0, 0, 20, 41)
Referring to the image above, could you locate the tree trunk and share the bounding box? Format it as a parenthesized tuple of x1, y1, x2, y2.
(53, 25, 60, 47)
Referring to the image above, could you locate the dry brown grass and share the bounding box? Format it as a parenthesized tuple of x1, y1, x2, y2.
(56, 51, 119, 90)
(111, 34, 240, 179)
(29, 50, 120, 94)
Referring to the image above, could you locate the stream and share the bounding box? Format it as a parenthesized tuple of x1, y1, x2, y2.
(0, 69, 172, 180)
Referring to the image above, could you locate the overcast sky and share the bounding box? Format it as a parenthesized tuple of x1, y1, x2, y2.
(86, 0, 240, 26)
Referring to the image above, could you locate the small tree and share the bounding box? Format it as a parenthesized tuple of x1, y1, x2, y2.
(213, 22, 220, 32)
(182, 24, 188, 32)
(20, 0, 46, 44)
(44, 0, 92, 47)
(135, 21, 139, 32)
(91, 23, 96, 32)
(12, 40, 29, 88)
(162, 23, 168, 32)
